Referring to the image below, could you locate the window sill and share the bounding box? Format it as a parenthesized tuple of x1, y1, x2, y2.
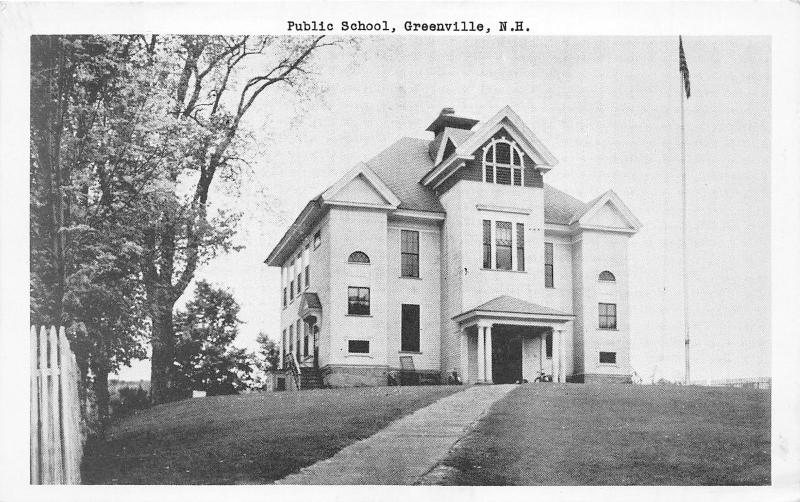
(399, 351, 422, 355)
(598, 328, 619, 331)
(346, 353, 372, 358)
(480, 268, 527, 274)
(345, 314, 373, 318)
(399, 276, 422, 280)
(599, 363, 619, 368)
(347, 262, 371, 266)
(545, 286, 555, 289)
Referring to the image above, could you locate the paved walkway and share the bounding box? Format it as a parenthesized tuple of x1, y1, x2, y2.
(275, 384, 516, 485)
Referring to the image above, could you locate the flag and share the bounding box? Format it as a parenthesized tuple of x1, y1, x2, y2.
(679, 36, 691, 98)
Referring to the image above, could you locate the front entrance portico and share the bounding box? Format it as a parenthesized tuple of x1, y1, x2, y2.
(453, 295, 574, 384)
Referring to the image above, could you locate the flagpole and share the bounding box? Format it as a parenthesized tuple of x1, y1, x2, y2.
(680, 42, 690, 386)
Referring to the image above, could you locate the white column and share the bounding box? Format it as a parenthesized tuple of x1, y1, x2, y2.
(556, 328, 564, 383)
(553, 329, 561, 383)
(460, 326, 469, 383)
(485, 324, 493, 384)
(539, 333, 546, 373)
(477, 325, 486, 383)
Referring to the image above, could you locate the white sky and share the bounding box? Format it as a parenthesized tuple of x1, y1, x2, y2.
(118, 36, 771, 383)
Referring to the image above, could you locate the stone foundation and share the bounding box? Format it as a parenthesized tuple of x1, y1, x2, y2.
(321, 364, 390, 387)
(570, 373, 632, 384)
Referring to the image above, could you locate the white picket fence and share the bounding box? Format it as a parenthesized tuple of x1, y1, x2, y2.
(30, 326, 83, 484)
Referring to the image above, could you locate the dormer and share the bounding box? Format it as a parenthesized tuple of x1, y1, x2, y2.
(427, 108, 479, 164)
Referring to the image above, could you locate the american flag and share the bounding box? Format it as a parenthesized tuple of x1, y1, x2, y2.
(679, 36, 691, 99)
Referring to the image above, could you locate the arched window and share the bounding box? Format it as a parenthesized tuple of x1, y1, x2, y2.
(348, 251, 370, 264)
(598, 271, 616, 282)
(483, 138, 524, 186)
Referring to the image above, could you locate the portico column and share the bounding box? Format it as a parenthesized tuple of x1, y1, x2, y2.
(553, 329, 561, 383)
(477, 325, 486, 383)
(556, 328, 565, 383)
(460, 326, 468, 383)
(539, 333, 546, 374)
(485, 324, 493, 384)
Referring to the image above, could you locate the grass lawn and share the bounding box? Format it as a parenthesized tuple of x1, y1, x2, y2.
(82, 385, 463, 484)
(437, 383, 770, 485)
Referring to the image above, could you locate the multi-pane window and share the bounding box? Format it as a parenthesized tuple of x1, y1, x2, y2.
(401, 230, 419, 278)
(495, 221, 512, 270)
(348, 251, 370, 263)
(289, 324, 294, 358)
(483, 139, 523, 186)
(296, 253, 302, 293)
(401, 304, 420, 352)
(282, 288, 287, 308)
(347, 287, 370, 315)
(545, 333, 553, 359)
(289, 258, 295, 299)
(482, 220, 492, 269)
(599, 351, 617, 364)
(544, 242, 554, 288)
(599, 270, 616, 282)
(348, 340, 370, 354)
(516, 223, 525, 272)
(599, 303, 617, 329)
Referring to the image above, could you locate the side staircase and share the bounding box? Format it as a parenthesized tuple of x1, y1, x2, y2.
(300, 367, 324, 390)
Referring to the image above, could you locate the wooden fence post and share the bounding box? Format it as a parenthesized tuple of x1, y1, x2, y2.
(30, 326, 40, 484)
(30, 325, 83, 485)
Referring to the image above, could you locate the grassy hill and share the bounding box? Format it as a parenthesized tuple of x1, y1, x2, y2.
(436, 383, 770, 485)
(82, 385, 463, 484)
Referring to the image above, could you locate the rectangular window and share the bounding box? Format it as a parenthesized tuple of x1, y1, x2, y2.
(516, 223, 525, 272)
(282, 329, 287, 356)
(282, 288, 287, 307)
(513, 168, 522, 186)
(303, 324, 309, 356)
(347, 287, 370, 315)
(599, 351, 617, 364)
(290, 280, 294, 299)
(289, 324, 294, 357)
(545, 242, 554, 288)
(401, 304, 421, 352)
(296, 320, 302, 359)
(545, 333, 553, 359)
(495, 221, 512, 270)
(400, 230, 420, 278)
(348, 340, 370, 354)
(313, 230, 321, 249)
(599, 303, 617, 330)
(485, 163, 494, 183)
(304, 244, 310, 288)
(296, 253, 302, 292)
(482, 220, 492, 269)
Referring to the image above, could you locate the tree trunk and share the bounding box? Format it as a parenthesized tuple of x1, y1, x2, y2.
(149, 303, 177, 404)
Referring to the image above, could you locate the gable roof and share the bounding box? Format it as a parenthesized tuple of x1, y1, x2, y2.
(365, 137, 445, 213)
(569, 189, 643, 231)
(320, 161, 400, 209)
(457, 295, 573, 318)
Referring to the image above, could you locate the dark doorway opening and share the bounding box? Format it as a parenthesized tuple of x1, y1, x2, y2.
(492, 329, 523, 384)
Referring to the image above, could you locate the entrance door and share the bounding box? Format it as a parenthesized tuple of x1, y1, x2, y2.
(492, 333, 523, 384)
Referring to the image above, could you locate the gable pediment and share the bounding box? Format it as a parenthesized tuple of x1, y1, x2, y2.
(572, 190, 642, 233)
(321, 162, 400, 209)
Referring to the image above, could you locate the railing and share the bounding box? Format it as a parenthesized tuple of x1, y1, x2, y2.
(286, 353, 301, 390)
(30, 326, 83, 484)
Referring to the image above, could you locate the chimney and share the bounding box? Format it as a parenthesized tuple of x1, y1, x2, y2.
(425, 107, 479, 136)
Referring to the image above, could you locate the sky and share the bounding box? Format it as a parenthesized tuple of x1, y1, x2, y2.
(116, 36, 771, 384)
